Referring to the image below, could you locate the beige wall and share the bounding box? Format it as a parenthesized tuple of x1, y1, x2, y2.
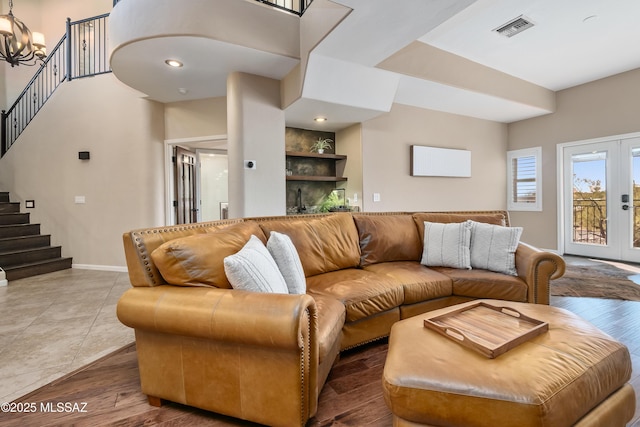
(361, 103, 508, 212)
(0, 74, 164, 269)
(227, 72, 286, 218)
(508, 68, 640, 250)
(164, 97, 227, 140)
(336, 123, 363, 211)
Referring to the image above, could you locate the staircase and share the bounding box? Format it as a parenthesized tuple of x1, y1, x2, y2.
(0, 192, 72, 281)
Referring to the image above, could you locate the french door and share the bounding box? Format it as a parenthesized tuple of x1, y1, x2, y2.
(174, 146, 198, 224)
(563, 137, 640, 262)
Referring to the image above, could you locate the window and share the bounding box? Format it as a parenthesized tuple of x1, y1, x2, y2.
(507, 147, 542, 211)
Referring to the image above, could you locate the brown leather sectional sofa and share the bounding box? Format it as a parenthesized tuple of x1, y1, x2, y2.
(117, 211, 566, 427)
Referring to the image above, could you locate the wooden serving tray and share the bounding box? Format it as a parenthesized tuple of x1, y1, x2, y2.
(423, 302, 549, 358)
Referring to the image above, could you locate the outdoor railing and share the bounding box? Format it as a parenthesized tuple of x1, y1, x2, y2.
(572, 198, 607, 245)
(1, 14, 110, 157)
(572, 197, 640, 247)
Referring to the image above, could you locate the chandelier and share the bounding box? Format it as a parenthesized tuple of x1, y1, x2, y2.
(0, 0, 46, 67)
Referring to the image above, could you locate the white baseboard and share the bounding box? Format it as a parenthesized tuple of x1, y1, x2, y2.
(0, 267, 6, 287)
(72, 264, 128, 273)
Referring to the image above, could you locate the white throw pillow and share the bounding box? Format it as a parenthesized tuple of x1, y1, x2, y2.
(421, 221, 472, 269)
(224, 235, 289, 294)
(470, 221, 523, 276)
(267, 231, 306, 294)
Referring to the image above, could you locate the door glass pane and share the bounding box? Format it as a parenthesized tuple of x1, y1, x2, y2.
(572, 151, 607, 245)
(632, 148, 640, 247)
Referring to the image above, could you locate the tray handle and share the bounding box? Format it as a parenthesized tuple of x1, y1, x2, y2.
(500, 307, 523, 318)
(444, 327, 467, 342)
(494, 305, 544, 325)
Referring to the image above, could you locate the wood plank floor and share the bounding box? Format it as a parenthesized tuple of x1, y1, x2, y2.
(0, 297, 638, 426)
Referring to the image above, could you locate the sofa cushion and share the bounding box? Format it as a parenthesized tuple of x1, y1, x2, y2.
(470, 221, 523, 276)
(151, 221, 266, 289)
(267, 231, 306, 294)
(312, 294, 346, 365)
(259, 213, 361, 277)
(432, 267, 528, 302)
(363, 261, 453, 304)
(413, 212, 506, 240)
(223, 235, 289, 294)
(306, 268, 404, 322)
(353, 214, 422, 266)
(420, 221, 472, 269)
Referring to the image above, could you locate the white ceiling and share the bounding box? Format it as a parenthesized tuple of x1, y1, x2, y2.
(109, 0, 640, 131)
(419, 0, 640, 91)
(110, 36, 298, 102)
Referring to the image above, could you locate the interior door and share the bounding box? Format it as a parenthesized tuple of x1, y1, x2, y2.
(174, 146, 198, 224)
(563, 138, 640, 262)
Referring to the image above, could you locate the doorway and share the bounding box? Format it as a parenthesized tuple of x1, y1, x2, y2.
(197, 150, 228, 222)
(165, 136, 228, 225)
(561, 136, 640, 262)
(174, 146, 198, 224)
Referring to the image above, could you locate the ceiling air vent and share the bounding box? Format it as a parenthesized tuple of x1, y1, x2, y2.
(494, 15, 534, 38)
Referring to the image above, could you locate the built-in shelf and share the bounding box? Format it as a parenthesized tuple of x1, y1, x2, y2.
(285, 151, 347, 160)
(285, 150, 347, 182)
(286, 175, 348, 182)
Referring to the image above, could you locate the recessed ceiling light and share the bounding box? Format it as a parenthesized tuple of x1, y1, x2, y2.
(178, 88, 189, 95)
(165, 59, 183, 68)
(314, 117, 327, 122)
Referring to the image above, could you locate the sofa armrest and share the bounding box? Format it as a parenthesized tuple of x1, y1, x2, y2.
(117, 286, 319, 426)
(515, 242, 566, 305)
(117, 286, 317, 349)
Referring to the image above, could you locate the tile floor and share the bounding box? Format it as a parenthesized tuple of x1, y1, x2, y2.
(0, 268, 134, 403)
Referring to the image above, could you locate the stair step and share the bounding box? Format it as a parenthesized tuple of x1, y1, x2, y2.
(0, 235, 51, 252)
(0, 202, 20, 214)
(0, 246, 62, 267)
(0, 213, 30, 226)
(3, 257, 73, 281)
(0, 224, 41, 238)
(0, 192, 72, 281)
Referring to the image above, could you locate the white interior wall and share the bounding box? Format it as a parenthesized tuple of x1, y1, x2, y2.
(0, 74, 164, 269)
(198, 150, 229, 221)
(361, 103, 508, 212)
(227, 72, 285, 218)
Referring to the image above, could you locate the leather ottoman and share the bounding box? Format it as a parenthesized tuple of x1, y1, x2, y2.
(382, 299, 636, 427)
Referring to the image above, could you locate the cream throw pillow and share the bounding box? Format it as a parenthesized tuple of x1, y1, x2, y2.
(224, 235, 288, 294)
(470, 221, 523, 276)
(421, 221, 472, 269)
(267, 231, 306, 294)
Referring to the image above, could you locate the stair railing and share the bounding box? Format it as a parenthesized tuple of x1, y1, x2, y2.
(2, 0, 314, 156)
(111, 0, 314, 15)
(1, 14, 111, 157)
(255, 0, 314, 15)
